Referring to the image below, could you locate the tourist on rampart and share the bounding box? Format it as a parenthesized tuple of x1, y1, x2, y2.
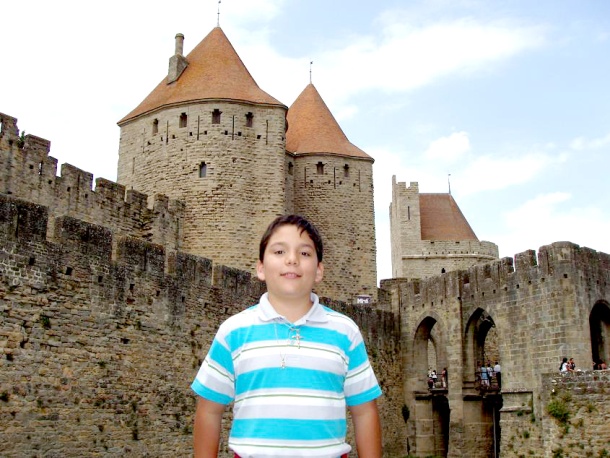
(191, 215, 382, 458)
(560, 357, 569, 374)
(486, 361, 494, 384)
(493, 361, 501, 389)
(569, 357, 576, 371)
(441, 368, 448, 388)
(481, 364, 489, 386)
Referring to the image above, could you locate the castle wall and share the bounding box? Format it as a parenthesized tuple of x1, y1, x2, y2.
(383, 242, 610, 457)
(0, 113, 183, 253)
(0, 193, 406, 457)
(117, 101, 288, 272)
(293, 154, 377, 303)
(501, 370, 610, 458)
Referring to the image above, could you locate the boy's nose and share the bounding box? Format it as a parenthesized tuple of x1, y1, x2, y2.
(285, 251, 298, 265)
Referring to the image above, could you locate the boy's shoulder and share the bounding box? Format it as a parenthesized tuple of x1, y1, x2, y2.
(216, 304, 261, 333)
(319, 303, 362, 333)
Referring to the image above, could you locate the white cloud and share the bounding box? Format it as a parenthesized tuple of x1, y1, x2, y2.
(423, 131, 471, 162)
(312, 16, 547, 108)
(570, 133, 610, 151)
(494, 193, 610, 259)
(455, 152, 567, 196)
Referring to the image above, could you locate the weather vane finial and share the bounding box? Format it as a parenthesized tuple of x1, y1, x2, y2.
(217, 0, 222, 27)
(448, 173, 452, 195)
(309, 60, 313, 84)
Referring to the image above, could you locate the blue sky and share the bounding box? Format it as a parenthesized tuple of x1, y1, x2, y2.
(2, 0, 609, 283)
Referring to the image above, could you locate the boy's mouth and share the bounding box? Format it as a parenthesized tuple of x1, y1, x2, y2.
(281, 272, 301, 279)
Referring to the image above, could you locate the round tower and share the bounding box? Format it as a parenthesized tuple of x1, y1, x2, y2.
(117, 28, 288, 271)
(286, 84, 377, 303)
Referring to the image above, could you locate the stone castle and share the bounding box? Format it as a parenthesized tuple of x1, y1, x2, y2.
(1, 24, 609, 458)
(116, 28, 377, 304)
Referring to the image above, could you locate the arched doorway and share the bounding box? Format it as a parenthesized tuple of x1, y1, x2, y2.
(412, 316, 449, 457)
(463, 308, 501, 457)
(590, 301, 610, 368)
(464, 308, 497, 387)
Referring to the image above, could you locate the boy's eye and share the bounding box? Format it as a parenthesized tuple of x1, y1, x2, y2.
(301, 251, 311, 256)
(273, 250, 284, 255)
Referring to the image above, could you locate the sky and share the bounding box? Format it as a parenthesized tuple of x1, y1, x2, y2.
(2, 0, 609, 284)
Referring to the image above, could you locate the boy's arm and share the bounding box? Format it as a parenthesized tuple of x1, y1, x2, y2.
(193, 397, 226, 458)
(349, 399, 382, 458)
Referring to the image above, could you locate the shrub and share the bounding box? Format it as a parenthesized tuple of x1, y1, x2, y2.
(547, 399, 570, 424)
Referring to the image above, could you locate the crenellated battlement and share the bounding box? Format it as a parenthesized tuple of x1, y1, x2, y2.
(0, 112, 185, 252)
(383, 242, 610, 310)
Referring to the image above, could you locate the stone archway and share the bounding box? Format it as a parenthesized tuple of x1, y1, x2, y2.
(411, 316, 449, 458)
(414, 316, 448, 390)
(464, 308, 497, 387)
(462, 308, 501, 457)
(590, 301, 610, 368)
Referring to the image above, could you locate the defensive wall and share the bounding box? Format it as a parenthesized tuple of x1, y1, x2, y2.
(381, 242, 610, 457)
(0, 192, 405, 457)
(0, 112, 184, 253)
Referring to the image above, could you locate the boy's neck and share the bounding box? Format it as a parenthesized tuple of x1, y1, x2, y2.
(267, 293, 313, 323)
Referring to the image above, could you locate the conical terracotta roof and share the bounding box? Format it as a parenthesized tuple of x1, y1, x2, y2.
(119, 27, 284, 124)
(286, 84, 372, 160)
(419, 194, 478, 241)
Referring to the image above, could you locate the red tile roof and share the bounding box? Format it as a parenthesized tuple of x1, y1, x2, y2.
(419, 194, 478, 241)
(286, 84, 372, 160)
(119, 27, 285, 125)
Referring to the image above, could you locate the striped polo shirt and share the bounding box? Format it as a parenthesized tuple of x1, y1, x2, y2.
(191, 293, 382, 458)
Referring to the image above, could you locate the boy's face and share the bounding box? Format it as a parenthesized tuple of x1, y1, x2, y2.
(256, 224, 324, 303)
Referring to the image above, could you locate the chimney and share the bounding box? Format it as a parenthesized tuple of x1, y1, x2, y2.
(168, 33, 188, 84)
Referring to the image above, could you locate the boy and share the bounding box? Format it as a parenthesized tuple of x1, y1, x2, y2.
(191, 215, 382, 457)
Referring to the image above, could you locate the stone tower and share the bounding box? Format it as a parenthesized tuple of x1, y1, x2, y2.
(390, 176, 498, 279)
(117, 28, 288, 272)
(286, 84, 377, 302)
(117, 28, 378, 303)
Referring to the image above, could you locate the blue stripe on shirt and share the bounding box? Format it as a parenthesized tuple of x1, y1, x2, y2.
(191, 379, 233, 405)
(236, 367, 345, 396)
(231, 418, 347, 441)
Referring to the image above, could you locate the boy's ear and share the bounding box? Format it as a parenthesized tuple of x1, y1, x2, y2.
(315, 262, 324, 284)
(256, 260, 266, 282)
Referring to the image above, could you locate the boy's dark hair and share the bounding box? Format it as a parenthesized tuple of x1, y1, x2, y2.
(259, 214, 323, 262)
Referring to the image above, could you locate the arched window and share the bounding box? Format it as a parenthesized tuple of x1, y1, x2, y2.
(212, 109, 222, 124)
(316, 161, 324, 175)
(152, 119, 159, 135)
(179, 112, 187, 128)
(344, 164, 349, 178)
(245, 112, 253, 128)
(199, 162, 207, 178)
(288, 162, 294, 176)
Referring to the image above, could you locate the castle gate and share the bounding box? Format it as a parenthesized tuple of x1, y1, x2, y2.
(385, 242, 610, 457)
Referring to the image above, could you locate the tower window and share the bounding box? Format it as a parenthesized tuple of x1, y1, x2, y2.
(316, 162, 324, 175)
(199, 162, 207, 178)
(245, 112, 253, 128)
(179, 113, 187, 128)
(212, 109, 222, 124)
(343, 164, 349, 178)
(152, 119, 159, 135)
(288, 162, 294, 176)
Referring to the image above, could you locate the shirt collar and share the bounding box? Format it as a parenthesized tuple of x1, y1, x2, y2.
(258, 292, 328, 325)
